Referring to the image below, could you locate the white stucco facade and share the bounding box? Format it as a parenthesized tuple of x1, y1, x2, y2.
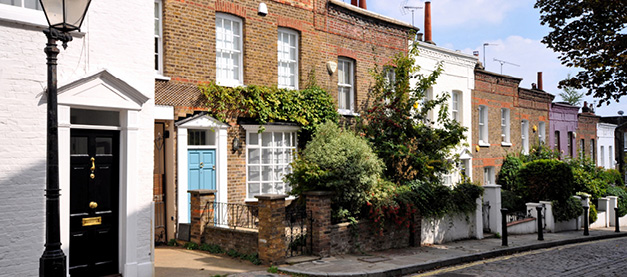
(598, 123, 617, 169)
(0, 1, 154, 276)
(412, 42, 478, 183)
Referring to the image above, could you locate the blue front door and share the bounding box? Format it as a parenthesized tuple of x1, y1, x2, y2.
(188, 149, 216, 221)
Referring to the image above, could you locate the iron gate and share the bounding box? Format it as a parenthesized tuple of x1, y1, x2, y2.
(285, 208, 313, 257)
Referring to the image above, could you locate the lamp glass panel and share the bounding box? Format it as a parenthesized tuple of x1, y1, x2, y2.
(40, 0, 64, 27)
(65, 0, 90, 28)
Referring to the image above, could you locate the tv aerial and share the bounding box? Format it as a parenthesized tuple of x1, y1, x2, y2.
(400, 0, 422, 27)
(493, 58, 519, 74)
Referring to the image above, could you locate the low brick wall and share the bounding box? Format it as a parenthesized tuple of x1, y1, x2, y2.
(329, 218, 419, 255)
(202, 226, 258, 255)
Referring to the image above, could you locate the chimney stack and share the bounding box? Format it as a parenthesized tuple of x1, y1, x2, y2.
(424, 1, 433, 44)
(537, 72, 543, 90)
(359, 0, 367, 9)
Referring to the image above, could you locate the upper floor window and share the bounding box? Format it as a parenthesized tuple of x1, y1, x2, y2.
(0, 0, 41, 10)
(600, 145, 605, 167)
(484, 166, 495, 185)
(478, 105, 488, 145)
(609, 146, 614, 168)
(538, 121, 546, 144)
(337, 57, 354, 114)
(277, 28, 298, 89)
(521, 120, 529, 154)
(590, 139, 596, 160)
(154, 0, 163, 75)
(580, 139, 585, 158)
(567, 132, 574, 157)
(452, 91, 461, 123)
(216, 13, 243, 87)
(501, 108, 510, 144)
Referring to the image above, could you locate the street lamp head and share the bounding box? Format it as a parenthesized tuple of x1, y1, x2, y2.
(39, 0, 92, 33)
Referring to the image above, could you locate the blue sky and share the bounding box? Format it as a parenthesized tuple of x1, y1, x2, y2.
(361, 0, 624, 116)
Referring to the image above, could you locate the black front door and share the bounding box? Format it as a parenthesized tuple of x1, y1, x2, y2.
(69, 129, 119, 276)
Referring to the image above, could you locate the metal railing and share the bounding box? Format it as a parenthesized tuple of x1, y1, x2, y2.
(505, 208, 534, 224)
(208, 201, 260, 230)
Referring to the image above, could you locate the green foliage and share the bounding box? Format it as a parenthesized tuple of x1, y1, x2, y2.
(600, 169, 624, 186)
(497, 155, 524, 191)
(358, 45, 467, 184)
(184, 242, 198, 250)
(558, 74, 585, 106)
(367, 179, 483, 232)
(200, 83, 338, 141)
(589, 202, 598, 224)
(225, 249, 262, 265)
(605, 186, 627, 217)
(267, 266, 278, 273)
(199, 243, 223, 254)
(516, 159, 574, 203)
(167, 239, 178, 246)
(535, 0, 627, 105)
(551, 196, 584, 222)
(568, 158, 609, 199)
(501, 189, 526, 212)
(520, 144, 561, 163)
(286, 121, 384, 221)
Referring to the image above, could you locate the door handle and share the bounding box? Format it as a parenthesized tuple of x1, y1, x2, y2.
(212, 165, 216, 170)
(199, 162, 204, 168)
(90, 157, 95, 179)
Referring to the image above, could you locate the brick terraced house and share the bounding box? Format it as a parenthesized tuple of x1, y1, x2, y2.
(472, 69, 554, 185)
(151, 0, 417, 242)
(576, 102, 600, 162)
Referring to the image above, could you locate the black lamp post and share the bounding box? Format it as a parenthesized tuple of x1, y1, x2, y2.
(38, 1, 91, 276)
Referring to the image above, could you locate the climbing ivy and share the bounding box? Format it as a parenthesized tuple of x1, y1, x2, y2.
(199, 83, 339, 135)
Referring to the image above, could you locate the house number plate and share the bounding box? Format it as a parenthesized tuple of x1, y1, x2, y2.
(82, 216, 102, 226)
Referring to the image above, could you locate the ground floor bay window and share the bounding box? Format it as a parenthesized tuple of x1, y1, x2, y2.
(243, 125, 299, 200)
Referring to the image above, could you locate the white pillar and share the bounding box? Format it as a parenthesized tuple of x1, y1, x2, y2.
(483, 184, 502, 235)
(597, 197, 610, 227)
(539, 201, 553, 232)
(608, 196, 618, 227)
(475, 197, 484, 239)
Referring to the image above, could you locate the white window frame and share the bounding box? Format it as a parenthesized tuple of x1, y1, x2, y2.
(538, 121, 546, 144)
(0, 0, 49, 27)
(243, 125, 299, 201)
(277, 28, 299, 90)
(478, 105, 489, 146)
(600, 145, 605, 167)
(521, 120, 529, 154)
(484, 166, 495, 185)
(337, 57, 355, 114)
(215, 13, 243, 87)
(500, 108, 510, 145)
(452, 91, 461, 123)
(155, 0, 164, 76)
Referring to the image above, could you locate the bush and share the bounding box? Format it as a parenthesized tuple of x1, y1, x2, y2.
(521, 144, 560, 162)
(551, 196, 584, 222)
(184, 242, 198, 250)
(589, 202, 598, 224)
(569, 158, 608, 198)
(516, 159, 574, 203)
(497, 155, 524, 190)
(286, 121, 384, 221)
(501, 189, 525, 212)
(605, 186, 627, 217)
(600, 169, 624, 187)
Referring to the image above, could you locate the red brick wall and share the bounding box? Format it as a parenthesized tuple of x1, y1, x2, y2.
(577, 113, 600, 161)
(202, 226, 259, 255)
(472, 70, 553, 185)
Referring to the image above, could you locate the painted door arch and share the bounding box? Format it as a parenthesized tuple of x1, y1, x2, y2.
(187, 149, 216, 221)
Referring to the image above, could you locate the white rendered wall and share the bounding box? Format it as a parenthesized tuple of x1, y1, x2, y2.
(598, 123, 617, 169)
(412, 42, 478, 182)
(0, 1, 154, 276)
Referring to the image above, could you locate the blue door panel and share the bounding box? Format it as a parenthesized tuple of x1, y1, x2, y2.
(188, 149, 216, 221)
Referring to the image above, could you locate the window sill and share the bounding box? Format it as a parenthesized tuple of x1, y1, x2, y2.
(501, 142, 512, 147)
(478, 141, 490, 147)
(216, 80, 244, 88)
(155, 74, 170, 81)
(338, 110, 360, 117)
(245, 195, 296, 202)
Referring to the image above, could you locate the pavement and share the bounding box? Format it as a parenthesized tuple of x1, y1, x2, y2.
(154, 227, 627, 277)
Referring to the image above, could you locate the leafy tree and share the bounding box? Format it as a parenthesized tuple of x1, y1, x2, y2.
(358, 44, 467, 185)
(535, 0, 627, 105)
(558, 74, 584, 106)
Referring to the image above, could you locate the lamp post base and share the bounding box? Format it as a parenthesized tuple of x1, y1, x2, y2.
(40, 249, 66, 277)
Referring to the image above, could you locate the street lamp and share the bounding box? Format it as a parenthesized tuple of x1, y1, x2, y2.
(38, 1, 92, 276)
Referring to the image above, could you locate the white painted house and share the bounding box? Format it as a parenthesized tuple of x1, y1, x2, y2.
(598, 123, 617, 169)
(0, 1, 154, 276)
(412, 41, 478, 184)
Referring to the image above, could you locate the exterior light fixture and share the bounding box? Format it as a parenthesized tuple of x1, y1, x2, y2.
(233, 136, 242, 152)
(258, 2, 268, 16)
(38, 0, 92, 276)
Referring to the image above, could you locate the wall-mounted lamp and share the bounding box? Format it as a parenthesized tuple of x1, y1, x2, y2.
(327, 61, 337, 75)
(532, 125, 538, 133)
(258, 3, 268, 16)
(232, 137, 242, 152)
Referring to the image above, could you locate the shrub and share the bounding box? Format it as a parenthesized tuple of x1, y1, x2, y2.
(605, 186, 627, 217)
(183, 242, 198, 250)
(521, 144, 560, 162)
(600, 169, 624, 187)
(167, 239, 178, 246)
(286, 121, 384, 221)
(516, 159, 574, 203)
(497, 155, 524, 190)
(589, 202, 598, 224)
(501, 189, 526, 212)
(551, 196, 583, 222)
(568, 158, 608, 198)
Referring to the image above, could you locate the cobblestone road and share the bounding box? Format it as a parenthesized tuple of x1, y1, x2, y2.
(417, 237, 627, 277)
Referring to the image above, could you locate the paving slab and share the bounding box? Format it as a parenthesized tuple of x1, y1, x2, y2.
(279, 228, 627, 277)
(155, 246, 266, 276)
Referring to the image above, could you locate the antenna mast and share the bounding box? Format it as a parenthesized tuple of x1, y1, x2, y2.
(493, 58, 520, 74)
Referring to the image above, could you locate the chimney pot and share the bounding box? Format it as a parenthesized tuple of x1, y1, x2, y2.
(358, 0, 367, 9)
(351, 0, 358, 6)
(424, 1, 433, 44)
(537, 72, 543, 90)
